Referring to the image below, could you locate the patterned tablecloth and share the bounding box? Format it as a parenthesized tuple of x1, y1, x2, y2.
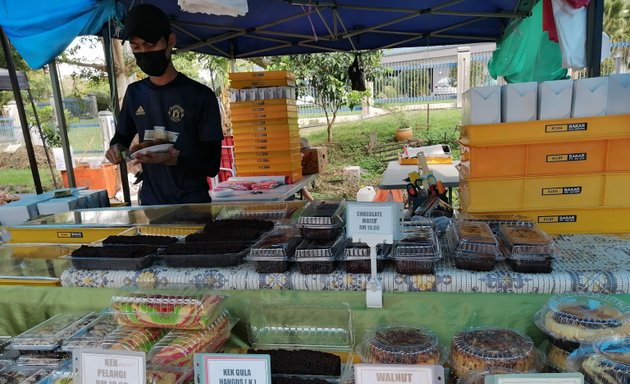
(61, 234, 630, 293)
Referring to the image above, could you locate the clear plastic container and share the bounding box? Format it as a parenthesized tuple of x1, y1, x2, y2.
(102, 234, 178, 247)
(506, 257, 553, 274)
(11, 313, 98, 351)
(342, 242, 391, 274)
(248, 227, 302, 273)
(449, 327, 537, 382)
(15, 352, 68, 368)
(535, 294, 630, 351)
(248, 350, 342, 376)
(99, 327, 167, 353)
(459, 213, 535, 234)
(217, 206, 288, 221)
(544, 341, 570, 372)
(567, 336, 630, 384)
(45, 359, 72, 384)
(146, 366, 193, 384)
(61, 313, 118, 351)
(248, 304, 353, 351)
(70, 245, 158, 270)
(202, 219, 275, 234)
(296, 258, 336, 274)
(161, 242, 249, 267)
(110, 293, 225, 330)
(394, 229, 439, 257)
(148, 310, 232, 368)
(447, 221, 500, 255)
(359, 325, 441, 365)
(186, 228, 262, 242)
(297, 200, 346, 240)
(498, 225, 555, 256)
(452, 252, 497, 272)
(295, 235, 345, 260)
(0, 365, 52, 384)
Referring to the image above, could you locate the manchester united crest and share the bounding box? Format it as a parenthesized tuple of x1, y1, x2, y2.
(168, 104, 185, 122)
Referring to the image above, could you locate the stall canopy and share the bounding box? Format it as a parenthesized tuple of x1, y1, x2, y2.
(0, 0, 536, 69)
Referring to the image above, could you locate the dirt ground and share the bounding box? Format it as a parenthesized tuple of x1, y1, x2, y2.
(0, 146, 55, 169)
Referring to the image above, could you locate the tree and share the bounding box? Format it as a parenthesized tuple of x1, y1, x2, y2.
(604, 0, 630, 69)
(268, 51, 382, 143)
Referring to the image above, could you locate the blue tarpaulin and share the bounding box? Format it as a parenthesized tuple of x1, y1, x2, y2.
(0, 0, 122, 69)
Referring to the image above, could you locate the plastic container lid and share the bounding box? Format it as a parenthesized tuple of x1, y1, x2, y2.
(110, 293, 224, 330)
(248, 304, 353, 351)
(393, 228, 441, 259)
(343, 241, 391, 260)
(148, 310, 233, 368)
(146, 366, 193, 384)
(544, 341, 570, 372)
(498, 225, 555, 257)
(217, 206, 288, 221)
(295, 234, 345, 259)
(449, 328, 537, 380)
(459, 214, 535, 233)
(567, 336, 630, 383)
(297, 200, 345, 228)
(15, 352, 69, 368)
(446, 221, 500, 255)
(45, 359, 72, 384)
(248, 227, 302, 261)
(535, 294, 630, 344)
(99, 327, 167, 353)
(61, 313, 119, 351)
(10, 313, 99, 351)
(359, 325, 441, 365)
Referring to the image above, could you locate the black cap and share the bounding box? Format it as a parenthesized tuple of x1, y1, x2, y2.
(124, 4, 171, 43)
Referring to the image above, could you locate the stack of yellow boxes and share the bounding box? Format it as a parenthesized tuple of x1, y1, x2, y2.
(458, 114, 630, 234)
(229, 71, 303, 182)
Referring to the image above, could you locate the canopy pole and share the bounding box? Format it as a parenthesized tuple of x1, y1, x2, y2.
(0, 27, 43, 194)
(586, 0, 604, 77)
(49, 59, 76, 188)
(27, 88, 59, 189)
(102, 26, 131, 205)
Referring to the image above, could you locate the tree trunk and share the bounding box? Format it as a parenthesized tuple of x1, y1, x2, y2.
(112, 40, 129, 110)
(327, 112, 337, 143)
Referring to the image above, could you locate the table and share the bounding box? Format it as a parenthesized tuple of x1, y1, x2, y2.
(209, 174, 316, 202)
(61, 234, 630, 295)
(379, 160, 459, 203)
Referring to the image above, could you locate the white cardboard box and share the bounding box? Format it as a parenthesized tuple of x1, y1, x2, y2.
(501, 82, 538, 122)
(463, 85, 501, 125)
(607, 73, 630, 115)
(572, 77, 608, 117)
(0, 195, 50, 226)
(538, 79, 573, 120)
(37, 195, 87, 215)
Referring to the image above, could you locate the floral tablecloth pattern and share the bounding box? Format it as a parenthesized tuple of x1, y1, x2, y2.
(61, 234, 630, 293)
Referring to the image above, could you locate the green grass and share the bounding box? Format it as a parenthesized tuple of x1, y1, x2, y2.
(0, 168, 57, 193)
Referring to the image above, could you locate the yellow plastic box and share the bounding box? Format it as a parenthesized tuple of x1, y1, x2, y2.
(234, 135, 301, 149)
(7, 227, 132, 244)
(236, 153, 302, 166)
(470, 207, 630, 234)
(229, 71, 296, 88)
(460, 173, 630, 212)
(235, 141, 301, 153)
(231, 98, 296, 109)
(238, 169, 303, 182)
(235, 129, 300, 142)
(460, 138, 630, 178)
(460, 114, 630, 146)
(231, 109, 298, 122)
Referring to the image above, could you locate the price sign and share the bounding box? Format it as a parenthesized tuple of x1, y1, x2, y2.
(486, 373, 584, 384)
(194, 353, 271, 384)
(346, 202, 402, 242)
(75, 350, 145, 384)
(354, 364, 444, 384)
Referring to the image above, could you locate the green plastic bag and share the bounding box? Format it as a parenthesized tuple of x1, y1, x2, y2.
(488, 1, 568, 83)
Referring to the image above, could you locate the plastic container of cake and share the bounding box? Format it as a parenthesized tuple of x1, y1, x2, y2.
(566, 336, 630, 384)
(161, 241, 250, 267)
(45, 359, 72, 384)
(61, 313, 118, 351)
(101, 234, 179, 247)
(295, 234, 345, 274)
(0, 365, 52, 384)
(10, 312, 98, 351)
(535, 293, 630, 352)
(446, 221, 500, 255)
(342, 241, 391, 274)
(459, 213, 535, 234)
(448, 327, 538, 382)
(506, 257, 553, 274)
(498, 225, 556, 256)
(247, 227, 302, 273)
(148, 310, 233, 368)
(542, 341, 571, 373)
(70, 245, 158, 270)
(15, 352, 69, 368)
(146, 366, 193, 384)
(110, 293, 225, 330)
(359, 325, 442, 365)
(248, 303, 353, 351)
(98, 327, 168, 353)
(297, 200, 346, 240)
(217, 205, 288, 221)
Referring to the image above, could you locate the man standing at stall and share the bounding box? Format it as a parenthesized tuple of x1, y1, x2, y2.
(105, 4, 223, 205)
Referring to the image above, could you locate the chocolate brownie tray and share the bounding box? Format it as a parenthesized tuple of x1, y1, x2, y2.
(11, 312, 98, 351)
(342, 242, 391, 274)
(297, 200, 346, 240)
(247, 228, 302, 273)
(102, 234, 178, 247)
(61, 313, 119, 351)
(161, 241, 250, 267)
(0, 365, 53, 384)
(70, 245, 158, 271)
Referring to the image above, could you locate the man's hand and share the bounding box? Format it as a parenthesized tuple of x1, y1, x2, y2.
(133, 146, 180, 166)
(105, 144, 127, 165)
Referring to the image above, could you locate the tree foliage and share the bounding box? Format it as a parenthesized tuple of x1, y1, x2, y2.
(268, 51, 383, 142)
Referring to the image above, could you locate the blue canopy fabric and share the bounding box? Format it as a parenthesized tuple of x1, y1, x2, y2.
(121, 0, 535, 58)
(0, 0, 122, 69)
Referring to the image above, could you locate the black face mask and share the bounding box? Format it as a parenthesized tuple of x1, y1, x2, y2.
(134, 49, 170, 76)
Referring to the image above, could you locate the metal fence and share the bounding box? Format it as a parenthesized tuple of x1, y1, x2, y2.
(0, 117, 20, 148)
(572, 42, 630, 79)
(68, 121, 104, 158)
